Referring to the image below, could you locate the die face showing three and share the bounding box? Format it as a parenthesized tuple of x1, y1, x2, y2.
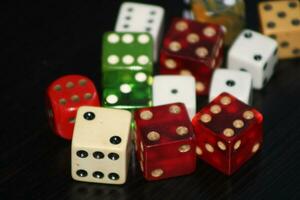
(115, 2, 165, 61)
(160, 18, 224, 95)
(72, 106, 132, 184)
(192, 92, 263, 175)
(134, 103, 196, 180)
(258, 0, 300, 59)
(228, 29, 278, 89)
(46, 75, 100, 140)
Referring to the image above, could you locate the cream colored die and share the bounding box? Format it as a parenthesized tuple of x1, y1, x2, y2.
(71, 106, 132, 184)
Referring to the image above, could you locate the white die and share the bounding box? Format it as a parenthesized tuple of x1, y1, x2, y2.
(209, 69, 252, 104)
(71, 106, 131, 185)
(115, 2, 165, 61)
(227, 29, 278, 89)
(153, 75, 196, 119)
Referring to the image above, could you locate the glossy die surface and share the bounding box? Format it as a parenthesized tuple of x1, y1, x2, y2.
(191, 0, 245, 45)
(72, 106, 131, 184)
(192, 92, 263, 175)
(134, 103, 196, 180)
(258, 0, 300, 59)
(160, 18, 224, 95)
(46, 75, 100, 140)
(102, 32, 153, 109)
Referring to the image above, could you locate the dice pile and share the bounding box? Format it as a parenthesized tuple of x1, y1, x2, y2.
(46, 1, 300, 184)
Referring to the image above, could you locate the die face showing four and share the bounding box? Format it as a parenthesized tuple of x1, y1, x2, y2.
(191, 0, 245, 45)
(72, 106, 132, 184)
(152, 75, 196, 119)
(209, 69, 252, 104)
(115, 2, 165, 61)
(258, 0, 300, 59)
(192, 92, 263, 175)
(46, 75, 100, 140)
(134, 103, 196, 180)
(160, 18, 224, 95)
(227, 29, 278, 89)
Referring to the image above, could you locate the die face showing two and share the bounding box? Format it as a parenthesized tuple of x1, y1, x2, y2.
(115, 2, 165, 61)
(209, 69, 252, 104)
(46, 75, 100, 140)
(228, 29, 278, 89)
(152, 75, 196, 119)
(134, 103, 196, 180)
(192, 92, 263, 175)
(258, 0, 300, 59)
(72, 106, 132, 184)
(160, 18, 224, 95)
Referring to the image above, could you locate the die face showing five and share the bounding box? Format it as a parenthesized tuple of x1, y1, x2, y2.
(72, 106, 132, 184)
(46, 75, 100, 140)
(209, 69, 252, 104)
(134, 103, 196, 180)
(115, 2, 165, 61)
(227, 29, 278, 89)
(258, 0, 300, 59)
(160, 18, 224, 95)
(152, 75, 196, 119)
(192, 92, 263, 175)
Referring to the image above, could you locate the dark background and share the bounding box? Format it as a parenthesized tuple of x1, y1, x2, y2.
(1, 0, 300, 199)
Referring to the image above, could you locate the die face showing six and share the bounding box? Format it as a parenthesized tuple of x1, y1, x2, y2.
(209, 69, 252, 104)
(152, 75, 196, 119)
(114, 2, 165, 61)
(192, 92, 263, 175)
(46, 75, 100, 140)
(258, 0, 300, 58)
(227, 29, 278, 89)
(160, 18, 224, 95)
(72, 106, 132, 184)
(191, 0, 245, 45)
(134, 103, 196, 180)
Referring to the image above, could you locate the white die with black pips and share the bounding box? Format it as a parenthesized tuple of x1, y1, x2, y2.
(227, 29, 278, 89)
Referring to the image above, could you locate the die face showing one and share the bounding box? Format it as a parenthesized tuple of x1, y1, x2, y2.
(72, 106, 132, 184)
(46, 75, 100, 140)
(258, 0, 300, 58)
(191, 0, 245, 45)
(152, 75, 196, 119)
(160, 18, 224, 95)
(227, 29, 278, 89)
(209, 69, 252, 104)
(115, 2, 165, 61)
(192, 92, 263, 175)
(134, 103, 196, 180)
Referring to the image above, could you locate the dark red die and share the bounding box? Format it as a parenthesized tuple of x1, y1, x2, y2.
(46, 75, 100, 140)
(192, 92, 263, 175)
(160, 18, 224, 95)
(134, 103, 196, 181)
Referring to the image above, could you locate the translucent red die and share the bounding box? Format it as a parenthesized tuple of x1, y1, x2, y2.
(46, 75, 100, 140)
(192, 92, 263, 175)
(134, 103, 196, 181)
(159, 18, 224, 95)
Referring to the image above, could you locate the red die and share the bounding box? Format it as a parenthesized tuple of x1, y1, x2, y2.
(160, 18, 224, 95)
(46, 75, 100, 140)
(134, 103, 196, 181)
(192, 92, 263, 175)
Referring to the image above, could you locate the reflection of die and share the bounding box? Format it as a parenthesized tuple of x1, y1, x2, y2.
(71, 106, 132, 184)
(228, 30, 278, 89)
(153, 75, 196, 119)
(115, 2, 165, 61)
(46, 75, 100, 140)
(135, 103, 196, 180)
(192, 92, 263, 175)
(160, 18, 224, 95)
(258, 0, 300, 59)
(209, 69, 252, 104)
